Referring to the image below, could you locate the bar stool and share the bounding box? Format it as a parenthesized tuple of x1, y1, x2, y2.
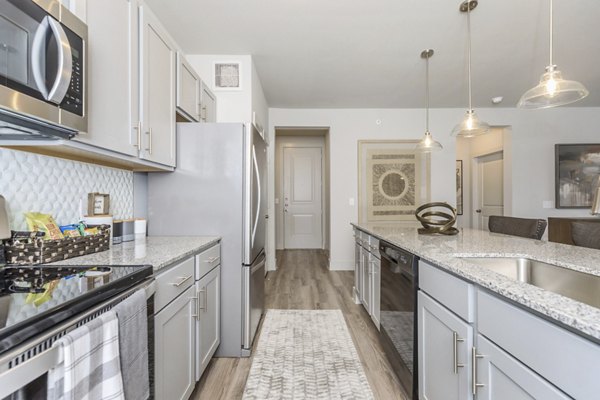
(488, 216, 547, 240)
(571, 221, 600, 250)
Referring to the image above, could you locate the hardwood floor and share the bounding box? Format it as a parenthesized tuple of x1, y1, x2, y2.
(192, 249, 408, 400)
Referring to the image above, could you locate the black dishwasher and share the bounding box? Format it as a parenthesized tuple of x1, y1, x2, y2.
(379, 240, 419, 400)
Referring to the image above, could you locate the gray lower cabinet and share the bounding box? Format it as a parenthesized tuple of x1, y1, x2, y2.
(361, 245, 371, 312)
(154, 285, 196, 400)
(476, 334, 570, 400)
(196, 265, 221, 380)
(418, 291, 472, 400)
(352, 228, 381, 329)
(369, 252, 381, 329)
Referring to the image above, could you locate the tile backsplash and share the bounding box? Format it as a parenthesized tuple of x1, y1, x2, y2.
(0, 148, 134, 231)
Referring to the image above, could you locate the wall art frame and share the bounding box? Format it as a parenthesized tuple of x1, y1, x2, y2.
(555, 143, 600, 208)
(358, 140, 431, 223)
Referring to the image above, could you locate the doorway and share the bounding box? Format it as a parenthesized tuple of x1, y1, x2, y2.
(455, 127, 512, 229)
(275, 129, 330, 251)
(283, 146, 323, 248)
(473, 152, 504, 230)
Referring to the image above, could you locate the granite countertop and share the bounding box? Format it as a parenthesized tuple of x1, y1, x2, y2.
(352, 222, 600, 341)
(53, 236, 221, 272)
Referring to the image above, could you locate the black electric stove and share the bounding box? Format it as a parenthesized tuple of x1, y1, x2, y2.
(0, 264, 152, 355)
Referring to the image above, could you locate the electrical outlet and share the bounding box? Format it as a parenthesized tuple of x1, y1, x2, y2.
(275, 198, 280, 205)
(542, 200, 554, 209)
(349, 198, 355, 206)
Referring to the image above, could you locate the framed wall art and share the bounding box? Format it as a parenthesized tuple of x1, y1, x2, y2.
(456, 160, 463, 215)
(555, 144, 600, 208)
(358, 140, 431, 223)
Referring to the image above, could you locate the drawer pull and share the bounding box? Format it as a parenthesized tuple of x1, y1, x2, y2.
(472, 346, 485, 394)
(453, 331, 465, 374)
(169, 275, 192, 287)
(204, 256, 220, 263)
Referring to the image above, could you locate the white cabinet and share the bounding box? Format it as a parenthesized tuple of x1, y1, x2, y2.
(78, 0, 139, 156)
(369, 252, 380, 329)
(476, 334, 569, 400)
(361, 244, 370, 312)
(139, 5, 177, 167)
(418, 291, 473, 400)
(200, 80, 217, 122)
(196, 265, 221, 380)
(177, 53, 200, 122)
(353, 228, 381, 328)
(418, 261, 592, 400)
(154, 284, 196, 400)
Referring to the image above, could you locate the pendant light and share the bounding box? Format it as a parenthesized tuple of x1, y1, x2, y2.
(451, 0, 490, 138)
(518, 0, 589, 109)
(416, 49, 443, 152)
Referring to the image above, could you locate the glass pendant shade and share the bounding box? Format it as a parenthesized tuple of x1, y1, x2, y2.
(453, 0, 490, 139)
(451, 110, 490, 137)
(416, 131, 443, 152)
(518, 66, 589, 109)
(416, 48, 442, 153)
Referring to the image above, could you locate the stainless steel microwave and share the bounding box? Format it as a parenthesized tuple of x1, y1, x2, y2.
(0, 0, 87, 139)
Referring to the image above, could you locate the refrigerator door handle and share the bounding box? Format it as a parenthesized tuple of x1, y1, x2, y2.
(251, 144, 261, 248)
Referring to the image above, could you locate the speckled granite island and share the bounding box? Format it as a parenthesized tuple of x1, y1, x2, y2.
(353, 222, 600, 399)
(55, 236, 221, 272)
(352, 222, 600, 340)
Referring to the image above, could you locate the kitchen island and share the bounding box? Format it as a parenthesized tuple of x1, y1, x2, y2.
(353, 222, 600, 400)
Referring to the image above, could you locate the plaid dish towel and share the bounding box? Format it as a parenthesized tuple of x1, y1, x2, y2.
(47, 310, 125, 400)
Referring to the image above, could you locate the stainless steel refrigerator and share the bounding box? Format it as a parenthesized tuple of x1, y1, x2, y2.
(147, 122, 267, 357)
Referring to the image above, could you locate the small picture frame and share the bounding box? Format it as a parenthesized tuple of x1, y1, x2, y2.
(87, 193, 110, 216)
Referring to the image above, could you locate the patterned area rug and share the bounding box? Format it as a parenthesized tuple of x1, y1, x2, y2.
(243, 309, 374, 400)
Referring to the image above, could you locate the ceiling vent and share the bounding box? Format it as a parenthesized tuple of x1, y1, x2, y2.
(214, 62, 241, 90)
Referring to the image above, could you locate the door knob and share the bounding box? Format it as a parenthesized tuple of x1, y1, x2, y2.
(475, 209, 482, 213)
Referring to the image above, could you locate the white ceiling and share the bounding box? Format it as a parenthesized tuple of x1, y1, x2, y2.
(146, 0, 600, 108)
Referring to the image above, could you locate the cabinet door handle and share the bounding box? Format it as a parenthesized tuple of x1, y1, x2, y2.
(169, 275, 192, 287)
(453, 331, 465, 374)
(190, 296, 198, 319)
(134, 121, 142, 148)
(472, 346, 485, 394)
(205, 256, 219, 263)
(146, 128, 153, 154)
(201, 105, 207, 121)
(198, 288, 207, 311)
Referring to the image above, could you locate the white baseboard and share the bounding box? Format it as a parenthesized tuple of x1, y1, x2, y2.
(328, 259, 354, 271)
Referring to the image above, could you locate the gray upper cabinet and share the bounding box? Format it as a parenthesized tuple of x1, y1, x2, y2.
(200, 80, 217, 122)
(139, 5, 177, 167)
(176, 53, 201, 122)
(76, 0, 140, 156)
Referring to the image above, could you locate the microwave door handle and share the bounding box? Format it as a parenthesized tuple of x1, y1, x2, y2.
(46, 17, 72, 104)
(31, 17, 51, 99)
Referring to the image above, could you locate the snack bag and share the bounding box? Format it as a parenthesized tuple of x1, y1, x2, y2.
(83, 227, 99, 236)
(24, 212, 64, 240)
(60, 224, 82, 237)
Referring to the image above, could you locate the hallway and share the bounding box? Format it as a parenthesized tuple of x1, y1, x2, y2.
(193, 250, 407, 399)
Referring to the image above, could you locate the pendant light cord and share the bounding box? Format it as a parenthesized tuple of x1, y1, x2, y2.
(549, 0, 553, 66)
(467, 2, 473, 111)
(425, 55, 430, 132)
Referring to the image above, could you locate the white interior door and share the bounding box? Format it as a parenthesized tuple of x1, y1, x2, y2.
(283, 147, 323, 249)
(474, 152, 504, 230)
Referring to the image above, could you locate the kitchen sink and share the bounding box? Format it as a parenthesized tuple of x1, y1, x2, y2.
(460, 257, 600, 309)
